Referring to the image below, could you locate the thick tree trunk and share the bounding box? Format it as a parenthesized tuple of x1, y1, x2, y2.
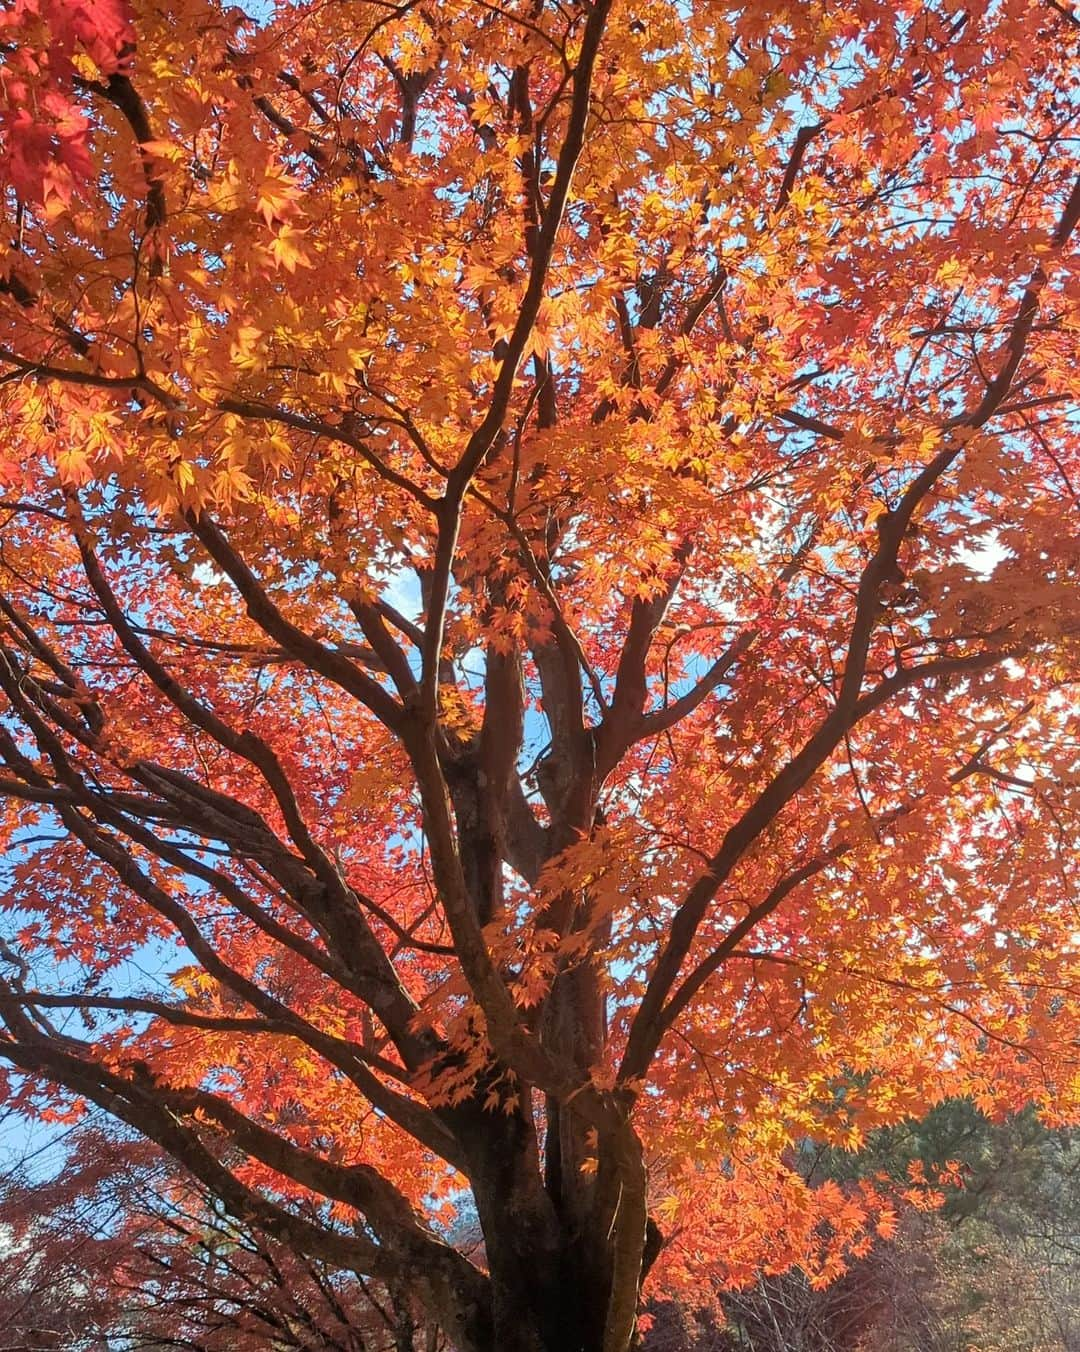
(436, 700, 651, 1352)
(463, 1227, 643, 1352)
(449, 1098, 650, 1352)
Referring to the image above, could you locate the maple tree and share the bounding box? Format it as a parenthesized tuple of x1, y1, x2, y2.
(0, 1122, 433, 1350)
(0, 0, 1077, 1347)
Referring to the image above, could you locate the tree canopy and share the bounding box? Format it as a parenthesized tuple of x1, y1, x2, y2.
(0, 1, 1077, 1349)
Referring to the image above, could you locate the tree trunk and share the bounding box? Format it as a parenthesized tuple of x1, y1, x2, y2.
(448, 1094, 649, 1352)
(436, 703, 651, 1351)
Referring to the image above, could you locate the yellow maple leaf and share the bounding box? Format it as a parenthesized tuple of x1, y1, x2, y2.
(269, 224, 313, 273)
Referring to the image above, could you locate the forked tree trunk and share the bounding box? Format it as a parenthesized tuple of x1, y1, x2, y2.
(431, 736, 655, 1352)
(467, 1137, 649, 1351)
(438, 1073, 651, 1352)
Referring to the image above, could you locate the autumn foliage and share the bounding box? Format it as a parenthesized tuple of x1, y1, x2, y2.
(0, 1125, 429, 1350)
(0, 0, 1077, 1348)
